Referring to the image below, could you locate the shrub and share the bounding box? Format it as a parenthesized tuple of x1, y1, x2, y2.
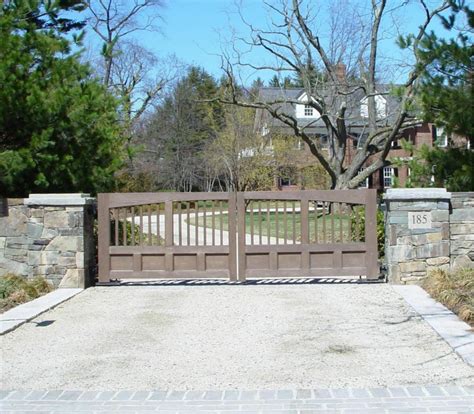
(0, 274, 53, 313)
(350, 207, 385, 259)
(423, 268, 474, 326)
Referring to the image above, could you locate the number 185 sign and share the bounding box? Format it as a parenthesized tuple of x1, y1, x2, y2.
(408, 212, 432, 229)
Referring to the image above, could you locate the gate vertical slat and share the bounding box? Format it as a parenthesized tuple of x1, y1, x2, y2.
(203, 203, 207, 246)
(211, 201, 216, 246)
(156, 206, 160, 244)
(123, 208, 127, 246)
(187, 202, 191, 246)
(139, 206, 143, 246)
(165, 201, 173, 247)
(237, 193, 246, 281)
(275, 202, 279, 244)
(291, 201, 296, 244)
(250, 201, 254, 245)
(314, 201, 318, 244)
(195, 203, 199, 246)
(228, 193, 237, 281)
(147, 205, 152, 246)
(219, 201, 223, 246)
(131, 207, 135, 246)
(114, 209, 119, 246)
(178, 202, 182, 246)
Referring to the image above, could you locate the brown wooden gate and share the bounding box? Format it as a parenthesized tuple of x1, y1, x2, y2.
(98, 190, 379, 282)
(98, 192, 237, 282)
(236, 190, 379, 280)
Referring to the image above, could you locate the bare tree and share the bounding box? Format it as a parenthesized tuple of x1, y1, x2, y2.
(85, 1, 180, 157)
(218, 0, 450, 189)
(110, 41, 181, 143)
(203, 105, 275, 192)
(86, 0, 164, 86)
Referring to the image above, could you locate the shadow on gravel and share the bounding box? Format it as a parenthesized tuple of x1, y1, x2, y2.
(98, 277, 385, 287)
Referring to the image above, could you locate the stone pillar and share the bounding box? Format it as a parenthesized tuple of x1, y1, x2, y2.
(0, 199, 30, 277)
(384, 188, 451, 284)
(450, 193, 474, 269)
(24, 194, 96, 288)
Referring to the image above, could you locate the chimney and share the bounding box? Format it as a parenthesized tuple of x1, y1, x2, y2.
(335, 63, 346, 83)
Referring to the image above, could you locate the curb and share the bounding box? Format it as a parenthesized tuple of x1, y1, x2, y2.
(393, 285, 474, 366)
(0, 288, 83, 335)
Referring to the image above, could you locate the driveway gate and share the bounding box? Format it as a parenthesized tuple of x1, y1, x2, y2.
(98, 190, 378, 283)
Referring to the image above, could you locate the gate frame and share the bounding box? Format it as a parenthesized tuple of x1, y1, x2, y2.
(98, 192, 237, 283)
(97, 190, 379, 283)
(236, 189, 379, 281)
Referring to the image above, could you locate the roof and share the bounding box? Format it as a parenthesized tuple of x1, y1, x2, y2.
(255, 86, 404, 135)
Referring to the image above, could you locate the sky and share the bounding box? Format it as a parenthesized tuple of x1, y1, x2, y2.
(84, 0, 455, 85)
(140, 0, 270, 81)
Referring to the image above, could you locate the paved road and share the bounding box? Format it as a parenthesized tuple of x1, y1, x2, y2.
(1, 386, 473, 413)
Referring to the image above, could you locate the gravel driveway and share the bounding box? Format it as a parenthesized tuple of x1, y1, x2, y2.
(1, 284, 473, 390)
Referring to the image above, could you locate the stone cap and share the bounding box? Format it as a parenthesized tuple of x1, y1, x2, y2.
(384, 188, 451, 201)
(25, 193, 96, 206)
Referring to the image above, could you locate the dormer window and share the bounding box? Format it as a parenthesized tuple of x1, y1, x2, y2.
(304, 105, 314, 117)
(296, 92, 320, 118)
(360, 94, 387, 119)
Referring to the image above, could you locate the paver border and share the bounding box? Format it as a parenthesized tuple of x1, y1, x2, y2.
(0, 288, 83, 335)
(1, 386, 473, 413)
(393, 284, 474, 366)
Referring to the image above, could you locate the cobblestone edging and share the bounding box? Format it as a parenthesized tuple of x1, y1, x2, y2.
(1, 386, 473, 413)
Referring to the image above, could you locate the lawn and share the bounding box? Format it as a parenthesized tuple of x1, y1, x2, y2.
(189, 206, 365, 243)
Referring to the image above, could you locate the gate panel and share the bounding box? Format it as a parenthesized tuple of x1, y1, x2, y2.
(98, 190, 378, 283)
(98, 193, 237, 282)
(237, 190, 378, 281)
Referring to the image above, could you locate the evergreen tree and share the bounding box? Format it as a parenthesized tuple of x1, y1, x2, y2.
(417, 0, 473, 140)
(0, 0, 126, 196)
(142, 67, 225, 191)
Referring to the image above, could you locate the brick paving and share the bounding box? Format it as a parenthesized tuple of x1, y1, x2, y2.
(1, 386, 473, 413)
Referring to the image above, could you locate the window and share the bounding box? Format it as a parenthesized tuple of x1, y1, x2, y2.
(358, 168, 369, 188)
(434, 126, 448, 147)
(360, 95, 387, 118)
(296, 93, 320, 118)
(383, 167, 397, 188)
(278, 166, 298, 187)
(295, 139, 303, 150)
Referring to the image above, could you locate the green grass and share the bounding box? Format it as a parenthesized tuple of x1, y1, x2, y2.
(190, 209, 361, 243)
(0, 274, 53, 313)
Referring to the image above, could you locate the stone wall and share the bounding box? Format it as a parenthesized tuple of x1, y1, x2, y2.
(385, 189, 474, 284)
(0, 194, 95, 288)
(450, 193, 474, 269)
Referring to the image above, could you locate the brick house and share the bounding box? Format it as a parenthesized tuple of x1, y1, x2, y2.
(254, 85, 471, 191)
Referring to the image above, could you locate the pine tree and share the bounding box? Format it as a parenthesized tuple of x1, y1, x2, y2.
(0, 0, 126, 196)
